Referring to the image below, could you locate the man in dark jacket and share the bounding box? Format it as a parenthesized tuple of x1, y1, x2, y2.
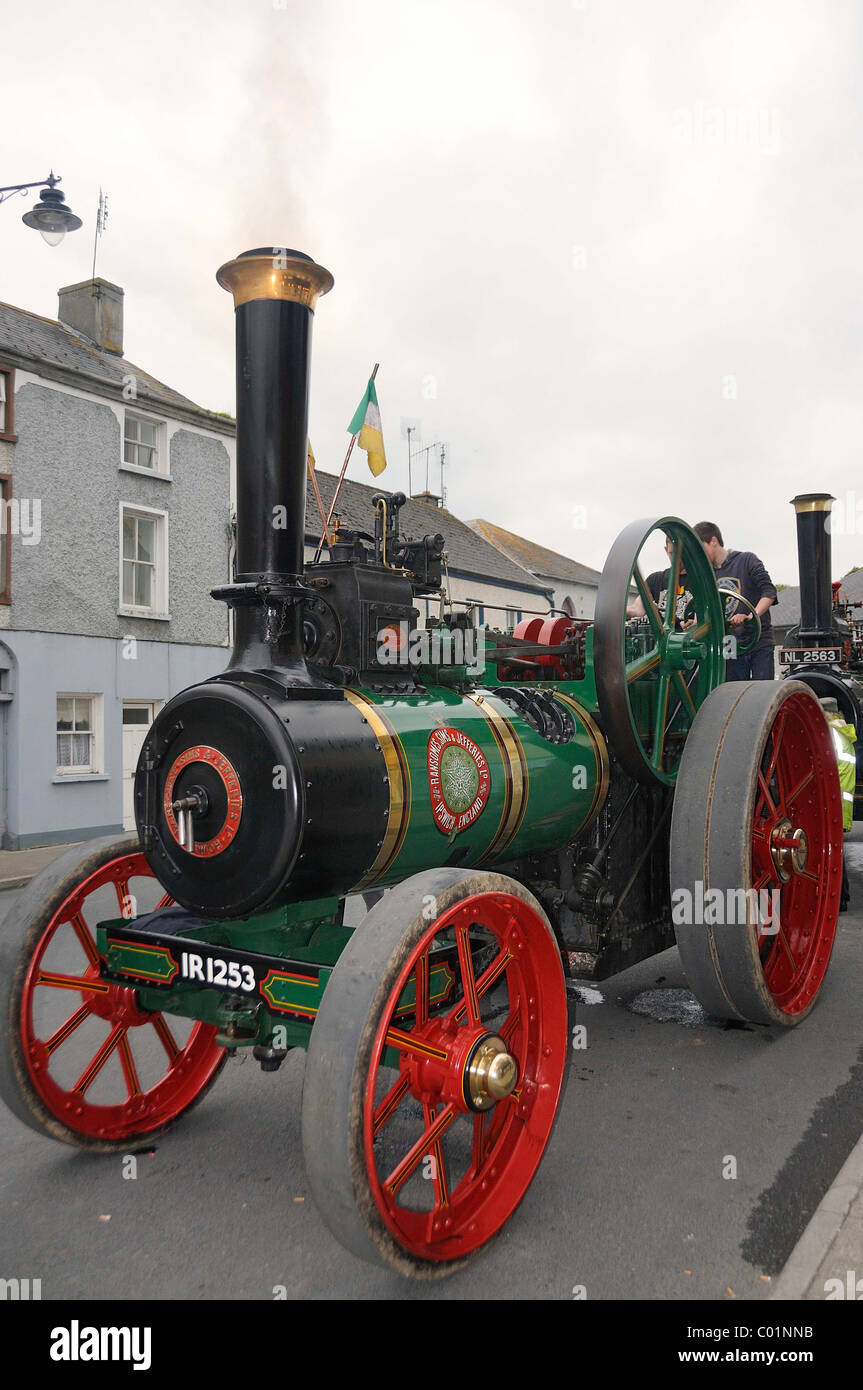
(693, 521, 778, 680)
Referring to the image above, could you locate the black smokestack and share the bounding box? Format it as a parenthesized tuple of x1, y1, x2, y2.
(790, 492, 837, 642)
(215, 248, 333, 672)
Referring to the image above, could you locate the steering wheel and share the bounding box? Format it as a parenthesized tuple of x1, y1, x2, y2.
(717, 583, 762, 656)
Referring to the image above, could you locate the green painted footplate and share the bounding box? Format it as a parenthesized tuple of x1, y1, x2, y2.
(96, 897, 456, 1054)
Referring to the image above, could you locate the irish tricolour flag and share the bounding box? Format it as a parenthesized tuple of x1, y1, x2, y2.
(348, 377, 387, 477)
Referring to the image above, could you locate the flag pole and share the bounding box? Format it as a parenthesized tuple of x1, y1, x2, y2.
(307, 454, 329, 540)
(314, 362, 379, 562)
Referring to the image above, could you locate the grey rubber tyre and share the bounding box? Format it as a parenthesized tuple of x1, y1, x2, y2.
(670, 681, 843, 1026)
(301, 867, 569, 1279)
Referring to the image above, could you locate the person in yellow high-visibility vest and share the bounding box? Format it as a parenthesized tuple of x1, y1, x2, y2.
(822, 699, 857, 832)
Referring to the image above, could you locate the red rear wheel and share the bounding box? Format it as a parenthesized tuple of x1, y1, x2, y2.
(671, 682, 843, 1026)
(750, 689, 840, 1014)
(0, 836, 225, 1149)
(302, 869, 568, 1277)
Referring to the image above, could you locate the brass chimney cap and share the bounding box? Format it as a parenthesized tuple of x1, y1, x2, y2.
(790, 493, 835, 514)
(217, 247, 334, 309)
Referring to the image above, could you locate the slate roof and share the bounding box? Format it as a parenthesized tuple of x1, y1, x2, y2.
(0, 300, 233, 433)
(773, 569, 863, 630)
(467, 518, 603, 587)
(304, 475, 549, 592)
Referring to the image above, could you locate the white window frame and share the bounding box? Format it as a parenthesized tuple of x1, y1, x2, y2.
(119, 503, 170, 620)
(121, 409, 169, 479)
(55, 693, 105, 777)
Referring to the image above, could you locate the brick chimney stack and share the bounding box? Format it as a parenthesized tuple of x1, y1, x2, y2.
(58, 278, 124, 355)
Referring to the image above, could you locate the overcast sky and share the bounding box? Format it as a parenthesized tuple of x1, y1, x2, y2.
(3, 0, 862, 585)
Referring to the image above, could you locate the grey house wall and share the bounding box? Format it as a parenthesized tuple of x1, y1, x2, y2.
(0, 376, 233, 848)
(0, 632, 228, 848)
(9, 382, 231, 645)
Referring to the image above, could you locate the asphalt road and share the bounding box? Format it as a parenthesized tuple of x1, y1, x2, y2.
(1, 831, 862, 1302)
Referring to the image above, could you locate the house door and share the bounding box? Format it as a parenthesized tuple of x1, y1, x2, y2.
(122, 702, 157, 830)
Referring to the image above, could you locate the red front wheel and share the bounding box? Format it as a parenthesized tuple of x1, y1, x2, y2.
(302, 869, 568, 1277)
(0, 835, 225, 1150)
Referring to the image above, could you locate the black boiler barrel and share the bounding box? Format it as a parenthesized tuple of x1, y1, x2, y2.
(790, 493, 836, 641)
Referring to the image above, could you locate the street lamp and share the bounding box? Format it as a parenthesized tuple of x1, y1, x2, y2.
(0, 171, 82, 246)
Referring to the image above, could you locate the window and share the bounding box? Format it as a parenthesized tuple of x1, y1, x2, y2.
(0, 475, 10, 603)
(120, 505, 168, 617)
(0, 366, 15, 441)
(122, 704, 153, 726)
(56, 695, 103, 774)
(123, 412, 162, 472)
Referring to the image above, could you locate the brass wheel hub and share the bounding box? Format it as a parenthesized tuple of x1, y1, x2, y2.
(465, 1033, 519, 1112)
(770, 818, 808, 882)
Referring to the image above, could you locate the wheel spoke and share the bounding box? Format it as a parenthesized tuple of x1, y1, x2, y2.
(151, 1013, 180, 1061)
(475, 944, 513, 1000)
(384, 1025, 448, 1063)
(763, 713, 786, 789)
(35, 969, 111, 996)
(373, 1071, 411, 1135)
(775, 925, 798, 971)
(633, 564, 664, 640)
(455, 923, 481, 1026)
(71, 912, 100, 968)
(422, 1101, 450, 1209)
(626, 647, 662, 684)
(660, 665, 700, 750)
(118, 1033, 142, 1098)
(471, 1112, 488, 1173)
(44, 1003, 92, 1056)
(665, 539, 683, 632)
(672, 668, 697, 719)
(383, 1103, 456, 1198)
(414, 948, 430, 1028)
(499, 1006, 521, 1046)
(486, 1088, 514, 1150)
(785, 769, 814, 807)
(114, 879, 133, 919)
(73, 1024, 125, 1095)
(756, 769, 777, 819)
(755, 891, 781, 940)
(651, 673, 671, 768)
(451, 945, 513, 1023)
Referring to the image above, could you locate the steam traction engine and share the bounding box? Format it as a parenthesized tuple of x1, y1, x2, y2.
(778, 493, 863, 821)
(0, 251, 845, 1279)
